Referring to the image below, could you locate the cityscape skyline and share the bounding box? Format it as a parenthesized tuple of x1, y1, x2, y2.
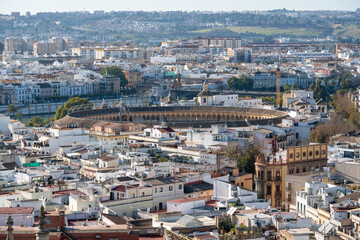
(1, 1, 360, 239)
(1, 0, 359, 14)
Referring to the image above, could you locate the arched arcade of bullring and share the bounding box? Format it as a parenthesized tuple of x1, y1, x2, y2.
(67, 106, 288, 128)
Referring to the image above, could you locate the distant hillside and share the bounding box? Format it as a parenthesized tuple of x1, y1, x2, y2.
(1, 10, 359, 43)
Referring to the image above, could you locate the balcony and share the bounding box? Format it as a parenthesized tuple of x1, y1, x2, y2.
(255, 176, 281, 182)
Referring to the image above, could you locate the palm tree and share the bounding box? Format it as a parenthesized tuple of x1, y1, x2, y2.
(6, 104, 18, 118)
(15, 111, 23, 122)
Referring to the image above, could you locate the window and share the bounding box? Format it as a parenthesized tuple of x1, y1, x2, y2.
(179, 184, 183, 190)
(296, 133, 299, 139)
(266, 185, 272, 196)
(296, 153, 299, 158)
(303, 167, 306, 172)
(141, 192, 145, 197)
(288, 183, 292, 191)
(303, 152, 306, 157)
(169, 186, 173, 191)
(155, 188, 157, 193)
(309, 151, 313, 157)
(296, 168, 300, 173)
(160, 187, 163, 192)
(288, 194, 292, 203)
(123, 212, 127, 217)
(290, 153, 293, 158)
(316, 150, 319, 156)
(267, 171, 272, 181)
(276, 185, 280, 192)
(322, 150, 326, 155)
(203, 98, 206, 103)
(132, 193, 135, 198)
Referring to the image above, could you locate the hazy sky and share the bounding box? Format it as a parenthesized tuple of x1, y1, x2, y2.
(0, 0, 359, 14)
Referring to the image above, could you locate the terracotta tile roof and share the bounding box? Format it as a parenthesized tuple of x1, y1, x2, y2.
(0, 207, 34, 214)
(157, 128, 175, 133)
(52, 189, 85, 198)
(205, 200, 216, 207)
(102, 213, 128, 225)
(93, 121, 111, 127)
(112, 185, 136, 192)
(195, 234, 218, 239)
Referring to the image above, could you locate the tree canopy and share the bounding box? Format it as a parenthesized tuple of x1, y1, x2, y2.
(27, 116, 45, 127)
(54, 97, 90, 120)
(261, 96, 276, 105)
(7, 104, 18, 117)
(310, 74, 352, 103)
(15, 112, 23, 122)
(226, 75, 254, 91)
(225, 146, 260, 174)
(101, 66, 128, 88)
(309, 91, 359, 143)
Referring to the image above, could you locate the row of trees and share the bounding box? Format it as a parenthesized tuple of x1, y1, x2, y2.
(309, 74, 352, 102)
(226, 75, 254, 91)
(309, 91, 360, 143)
(308, 73, 356, 143)
(54, 97, 90, 120)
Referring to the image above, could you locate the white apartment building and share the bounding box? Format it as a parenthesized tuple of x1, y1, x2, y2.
(0, 207, 34, 227)
(213, 178, 269, 209)
(287, 50, 335, 62)
(213, 94, 238, 106)
(296, 181, 350, 218)
(33, 127, 89, 154)
(144, 177, 184, 211)
(186, 124, 247, 149)
(167, 197, 206, 215)
(72, 46, 140, 60)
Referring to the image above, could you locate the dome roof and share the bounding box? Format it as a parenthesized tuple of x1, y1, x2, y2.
(198, 90, 214, 97)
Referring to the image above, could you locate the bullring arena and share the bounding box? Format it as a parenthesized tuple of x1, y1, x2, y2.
(57, 106, 288, 128)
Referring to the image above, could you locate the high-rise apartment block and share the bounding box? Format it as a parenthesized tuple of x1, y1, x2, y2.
(197, 37, 242, 49)
(4, 37, 34, 55)
(33, 37, 76, 56)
